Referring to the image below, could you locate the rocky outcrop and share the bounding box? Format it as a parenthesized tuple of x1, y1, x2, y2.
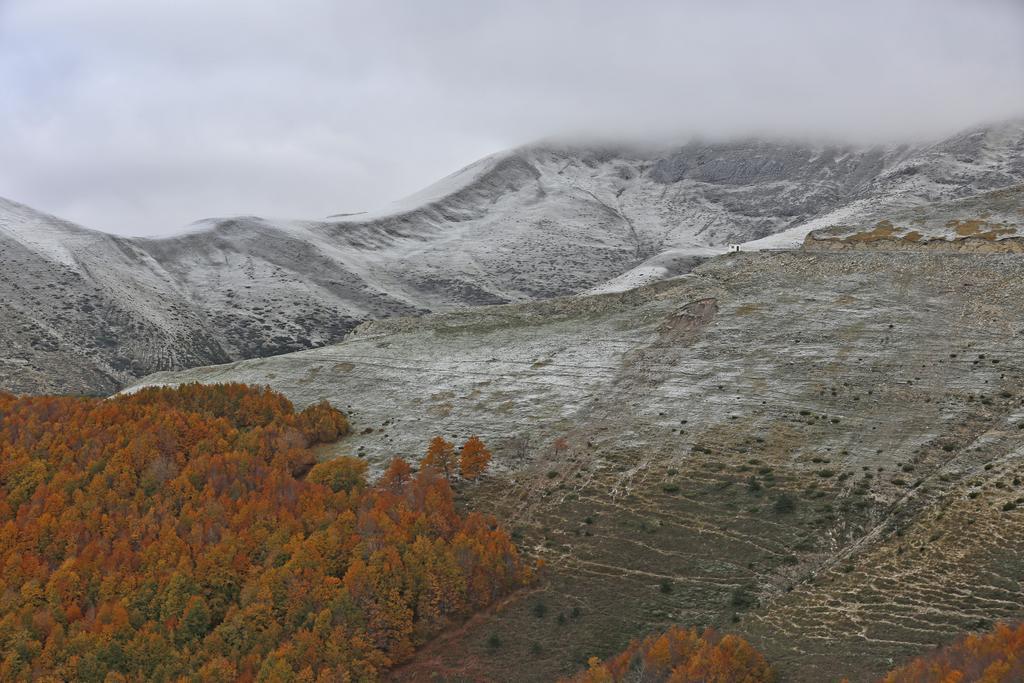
(804, 230, 1024, 253)
(803, 183, 1024, 253)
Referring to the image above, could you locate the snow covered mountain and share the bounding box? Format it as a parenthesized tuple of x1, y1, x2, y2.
(2, 119, 1023, 394)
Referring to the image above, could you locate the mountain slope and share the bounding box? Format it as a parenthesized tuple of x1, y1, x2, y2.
(0, 197, 232, 394)
(129, 245, 1024, 681)
(4, 119, 1024, 394)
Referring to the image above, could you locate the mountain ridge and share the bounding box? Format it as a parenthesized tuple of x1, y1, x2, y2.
(3, 119, 1024, 394)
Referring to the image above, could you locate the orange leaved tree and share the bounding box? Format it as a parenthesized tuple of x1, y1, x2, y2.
(422, 435, 458, 480)
(880, 621, 1024, 683)
(562, 625, 775, 683)
(0, 384, 532, 682)
(460, 435, 492, 480)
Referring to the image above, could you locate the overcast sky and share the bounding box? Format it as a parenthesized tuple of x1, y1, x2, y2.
(1, 0, 1022, 236)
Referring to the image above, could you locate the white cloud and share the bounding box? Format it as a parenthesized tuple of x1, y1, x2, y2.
(1, 0, 1022, 235)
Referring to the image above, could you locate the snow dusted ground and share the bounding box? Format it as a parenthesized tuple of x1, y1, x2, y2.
(2, 119, 1024, 394)
(739, 199, 882, 251)
(0, 197, 85, 267)
(584, 246, 726, 295)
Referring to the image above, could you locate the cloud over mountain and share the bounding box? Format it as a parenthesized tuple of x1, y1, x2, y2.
(1, 0, 1022, 235)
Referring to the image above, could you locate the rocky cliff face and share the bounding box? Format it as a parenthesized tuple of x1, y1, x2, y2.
(130, 247, 1024, 681)
(4, 119, 1024, 394)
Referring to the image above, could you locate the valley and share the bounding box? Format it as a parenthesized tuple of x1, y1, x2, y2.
(4, 2, 1023, 679)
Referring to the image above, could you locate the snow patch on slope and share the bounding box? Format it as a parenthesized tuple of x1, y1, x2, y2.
(0, 197, 84, 267)
(739, 199, 881, 251)
(335, 152, 508, 222)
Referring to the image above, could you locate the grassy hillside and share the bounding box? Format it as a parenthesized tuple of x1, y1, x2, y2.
(133, 247, 1024, 681)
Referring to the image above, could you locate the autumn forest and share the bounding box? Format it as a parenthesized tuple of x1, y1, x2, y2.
(0, 384, 529, 681)
(0, 383, 1021, 682)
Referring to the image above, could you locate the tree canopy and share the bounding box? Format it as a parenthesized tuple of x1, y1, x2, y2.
(0, 384, 530, 682)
